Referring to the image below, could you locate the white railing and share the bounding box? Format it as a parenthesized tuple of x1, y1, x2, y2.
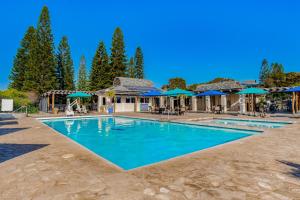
(12, 106, 28, 114)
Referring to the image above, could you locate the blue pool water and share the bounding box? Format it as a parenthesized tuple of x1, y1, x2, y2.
(213, 118, 290, 129)
(42, 117, 255, 170)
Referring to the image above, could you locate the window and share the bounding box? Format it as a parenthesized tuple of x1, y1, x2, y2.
(111, 97, 121, 103)
(140, 98, 149, 103)
(102, 97, 106, 105)
(116, 97, 121, 103)
(131, 97, 136, 103)
(125, 97, 136, 103)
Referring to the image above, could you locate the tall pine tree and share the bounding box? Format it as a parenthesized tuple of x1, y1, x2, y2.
(77, 55, 88, 90)
(259, 58, 270, 85)
(110, 27, 127, 79)
(9, 26, 36, 90)
(23, 27, 39, 91)
(36, 6, 57, 93)
(126, 57, 135, 78)
(56, 36, 75, 90)
(134, 46, 144, 79)
(270, 63, 285, 87)
(90, 41, 111, 90)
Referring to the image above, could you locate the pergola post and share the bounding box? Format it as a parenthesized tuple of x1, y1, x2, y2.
(180, 96, 185, 108)
(159, 96, 164, 107)
(192, 96, 197, 112)
(52, 93, 55, 113)
(240, 94, 246, 114)
(97, 95, 103, 113)
(170, 97, 174, 110)
(221, 95, 227, 113)
(292, 92, 295, 114)
(296, 92, 299, 113)
(47, 95, 50, 113)
(205, 96, 211, 112)
(135, 96, 138, 112)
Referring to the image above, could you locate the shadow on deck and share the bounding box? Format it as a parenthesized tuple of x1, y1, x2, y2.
(0, 120, 18, 126)
(0, 127, 28, 136)
(0, 143, 49, 163)
(278, 160, 300, 179)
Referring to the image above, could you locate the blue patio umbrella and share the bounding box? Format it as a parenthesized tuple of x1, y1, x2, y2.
(285, 86, 300, 92)
(196, 90, 227, 97)
(140, 90, 164, 96)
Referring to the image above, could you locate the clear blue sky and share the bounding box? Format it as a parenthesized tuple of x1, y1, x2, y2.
(1, 0, 299, 89)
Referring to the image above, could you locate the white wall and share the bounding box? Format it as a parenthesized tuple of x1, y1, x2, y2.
(1, 99, 13, 112)
(115, 103, 135, 112)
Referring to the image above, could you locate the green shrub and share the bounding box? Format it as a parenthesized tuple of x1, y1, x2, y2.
(27, 104, 39, 113)
(0, 89, 38, 113)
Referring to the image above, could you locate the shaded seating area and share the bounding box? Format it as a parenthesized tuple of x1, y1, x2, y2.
(39, 90, 97, 114)
(162, 88, 194, 116)
(285, 86, 300, 114)
(139, 88, 195, 116)
(66, 92, 91, 116)
(143, 88, 194, 115)
(194, 81, 243, 113)
(196, 90, 227, 114)
(237, 87, 268, 116)
(140, 90, 164, 114)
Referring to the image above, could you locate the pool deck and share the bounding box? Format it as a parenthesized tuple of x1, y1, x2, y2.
(1, 113, 300, 200)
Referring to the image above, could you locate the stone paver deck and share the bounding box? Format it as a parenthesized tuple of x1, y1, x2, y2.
(0, 113, 300, 200)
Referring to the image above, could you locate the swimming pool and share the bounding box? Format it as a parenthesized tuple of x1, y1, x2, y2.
(41, 117, 257, 170)
(212, 118, 290, 129)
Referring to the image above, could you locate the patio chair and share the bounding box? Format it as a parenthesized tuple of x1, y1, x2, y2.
(65, 106, 74, 116)
(76, 106, 83, 113)
(211, 106, 216, 113)
(179, 106, 186, 115)
(148, 106, 155, 114)
(82, 105, 88, 114)
(155, 106, 160, 114)
(215, 106, 221, 114)
(159, 107, 165, 114)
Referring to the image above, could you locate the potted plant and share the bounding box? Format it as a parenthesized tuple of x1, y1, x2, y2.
(105, 90, 116, 114)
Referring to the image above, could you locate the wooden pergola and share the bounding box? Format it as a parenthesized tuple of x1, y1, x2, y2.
(39, 90, 96, 113)
(265, 87, 299, 114)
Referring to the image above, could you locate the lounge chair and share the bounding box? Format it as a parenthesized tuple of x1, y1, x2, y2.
(211, 106, 215, 113)
(148, 106, 154, 114)
(76, 106, 83, 113)
(179, 106, 186, 115)
(82, 105, 88, 114)
(65, 108, 74, 116)
(215, 106, 221, 114)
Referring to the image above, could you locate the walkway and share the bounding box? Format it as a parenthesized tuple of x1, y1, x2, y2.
(0, 113, 300, 199)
